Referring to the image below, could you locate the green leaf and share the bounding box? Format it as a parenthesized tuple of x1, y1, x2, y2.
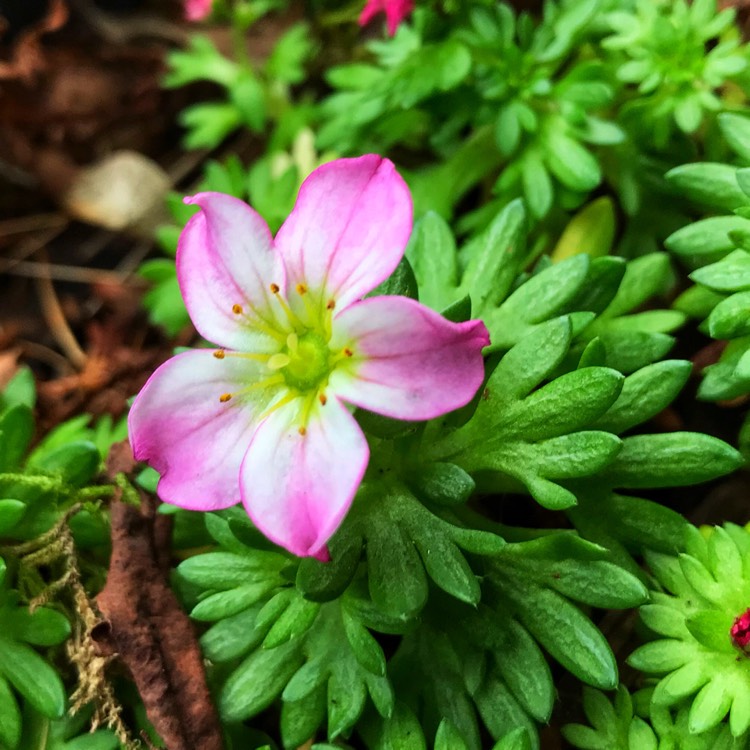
(200, 605, 267, 663)
(163, 35, 238, 88)
(362, 702, 427, 750)
(0, 367, 35, 411)
(435, 719, 470, 750)
(0, 406, 34, 472)
(460, 200, 527, 320)
(220, 639, 303, 722)
(296, 537, 362, 602)
(685, 611, 734, 653)
(602, 433, 743, 488)
(495, 580, 618, 689)
(666, 163, 748, 211)
(521, 153, 553, 219)
(7, 607, 70, 646)
(674, 284, 726, 320)
(0, 675, 20, 749)
(262, 594, 320, 649)
(691, 249, 750, 292)
(474, 671, 538, 746)
(229, 73, 266, 133)
(341, 608, 386, 676)
(0, 500, 26, 535)
(591, 360, 691, 434)
(486, 317, 573, 403)
(689, 679, 732, 734)
(551, 197, 616, 262)
(178, 551, 286, 589)
(180, 102, 242, 150)
(706, 291, 750, 339)
(492, 727, 532, 750)
(410, 522, 480, 606)
(0, 637, 66, 718)
(191, 581, 279, 621)
(407, 462, 475, 507)
(598, 253, 675, 319)
(485, 257, 589, 349)
(406, 212, 459, 310)
(504, 368, 624, 441)
(544, 128, 601, 192)
(666, 217, 750, 267)
(281, 688, 326, 750)
(485, 612, 554, 723)
(264, 22, 315, 85)
(367, 521, 428, 620)
(369, 255, 418, 300)
(718, 112, 750, 163)
(26, 441, 100, 487)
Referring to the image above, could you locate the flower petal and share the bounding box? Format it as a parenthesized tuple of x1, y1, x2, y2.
(128, 350, 278, 511)
(329, 296, 489, 420)
(239, 397, 369, 559)
(178, 192, 284, 350)
(274, 156, 412, 312)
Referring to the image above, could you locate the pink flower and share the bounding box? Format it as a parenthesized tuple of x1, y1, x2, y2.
(732, 608, 750, 652)
(128, 156, 489, 559)
(359, 0, 414, 36)
(184, 0, 212, 21)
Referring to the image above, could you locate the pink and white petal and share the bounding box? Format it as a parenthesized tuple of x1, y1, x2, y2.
(274, 156, 413, 311)
(328, 296, 489, 421)
(129, 349, 278, 511)
(178, 192, 285, 350)
(239, 397, 369, 559)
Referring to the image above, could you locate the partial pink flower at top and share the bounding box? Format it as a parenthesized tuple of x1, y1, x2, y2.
(128, 155, 489, 560)
(359, 0, 414, 36)
(184, 0, 212, 21)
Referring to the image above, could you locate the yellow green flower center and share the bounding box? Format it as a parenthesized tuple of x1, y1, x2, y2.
(281, 330, 331, 392)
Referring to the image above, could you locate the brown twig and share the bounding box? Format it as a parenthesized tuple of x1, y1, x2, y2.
(4, 258, 146, 287)
(95, 446, 224, 750)
(34, 253, 88, 369)
(0, 213, 68, 238)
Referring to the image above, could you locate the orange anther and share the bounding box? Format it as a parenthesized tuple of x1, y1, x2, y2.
(213, 350, 225, 359)
(219, 393, 232, 403)
(298, 426, 307, 436)
(270, 283, 280, 294)
(343, 347, 353, 357)
(296, 283, 308, 295)
(326, 299, 336, 310)
(232, 304, 243, 314)
(319, 394, 327, 406)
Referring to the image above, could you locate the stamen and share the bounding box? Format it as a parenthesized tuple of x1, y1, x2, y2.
(213, 350, 225, 359)
(269, 282, 304, 329)
(230, 301, 286, 343)
(326, 300, 336, 310)
(268, 353, 291, 370)
(287, 333, 299, 353)
(258, 391, 299, 421)
(217, 374, 285, 405)
(296, 283, 308, 295)
(298, 426, 307, 436)
(319, 393, 327, 406)
(223, 351, 275, 363)
(343, 347, 354, 357)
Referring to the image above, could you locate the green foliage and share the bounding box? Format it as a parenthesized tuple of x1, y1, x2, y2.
(630, 524, 750, 738)
(602, 0, 746, 145)
(667, 111, 750, 455)
(83, 0, 750, 746)
(164, 13, 315, 149)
